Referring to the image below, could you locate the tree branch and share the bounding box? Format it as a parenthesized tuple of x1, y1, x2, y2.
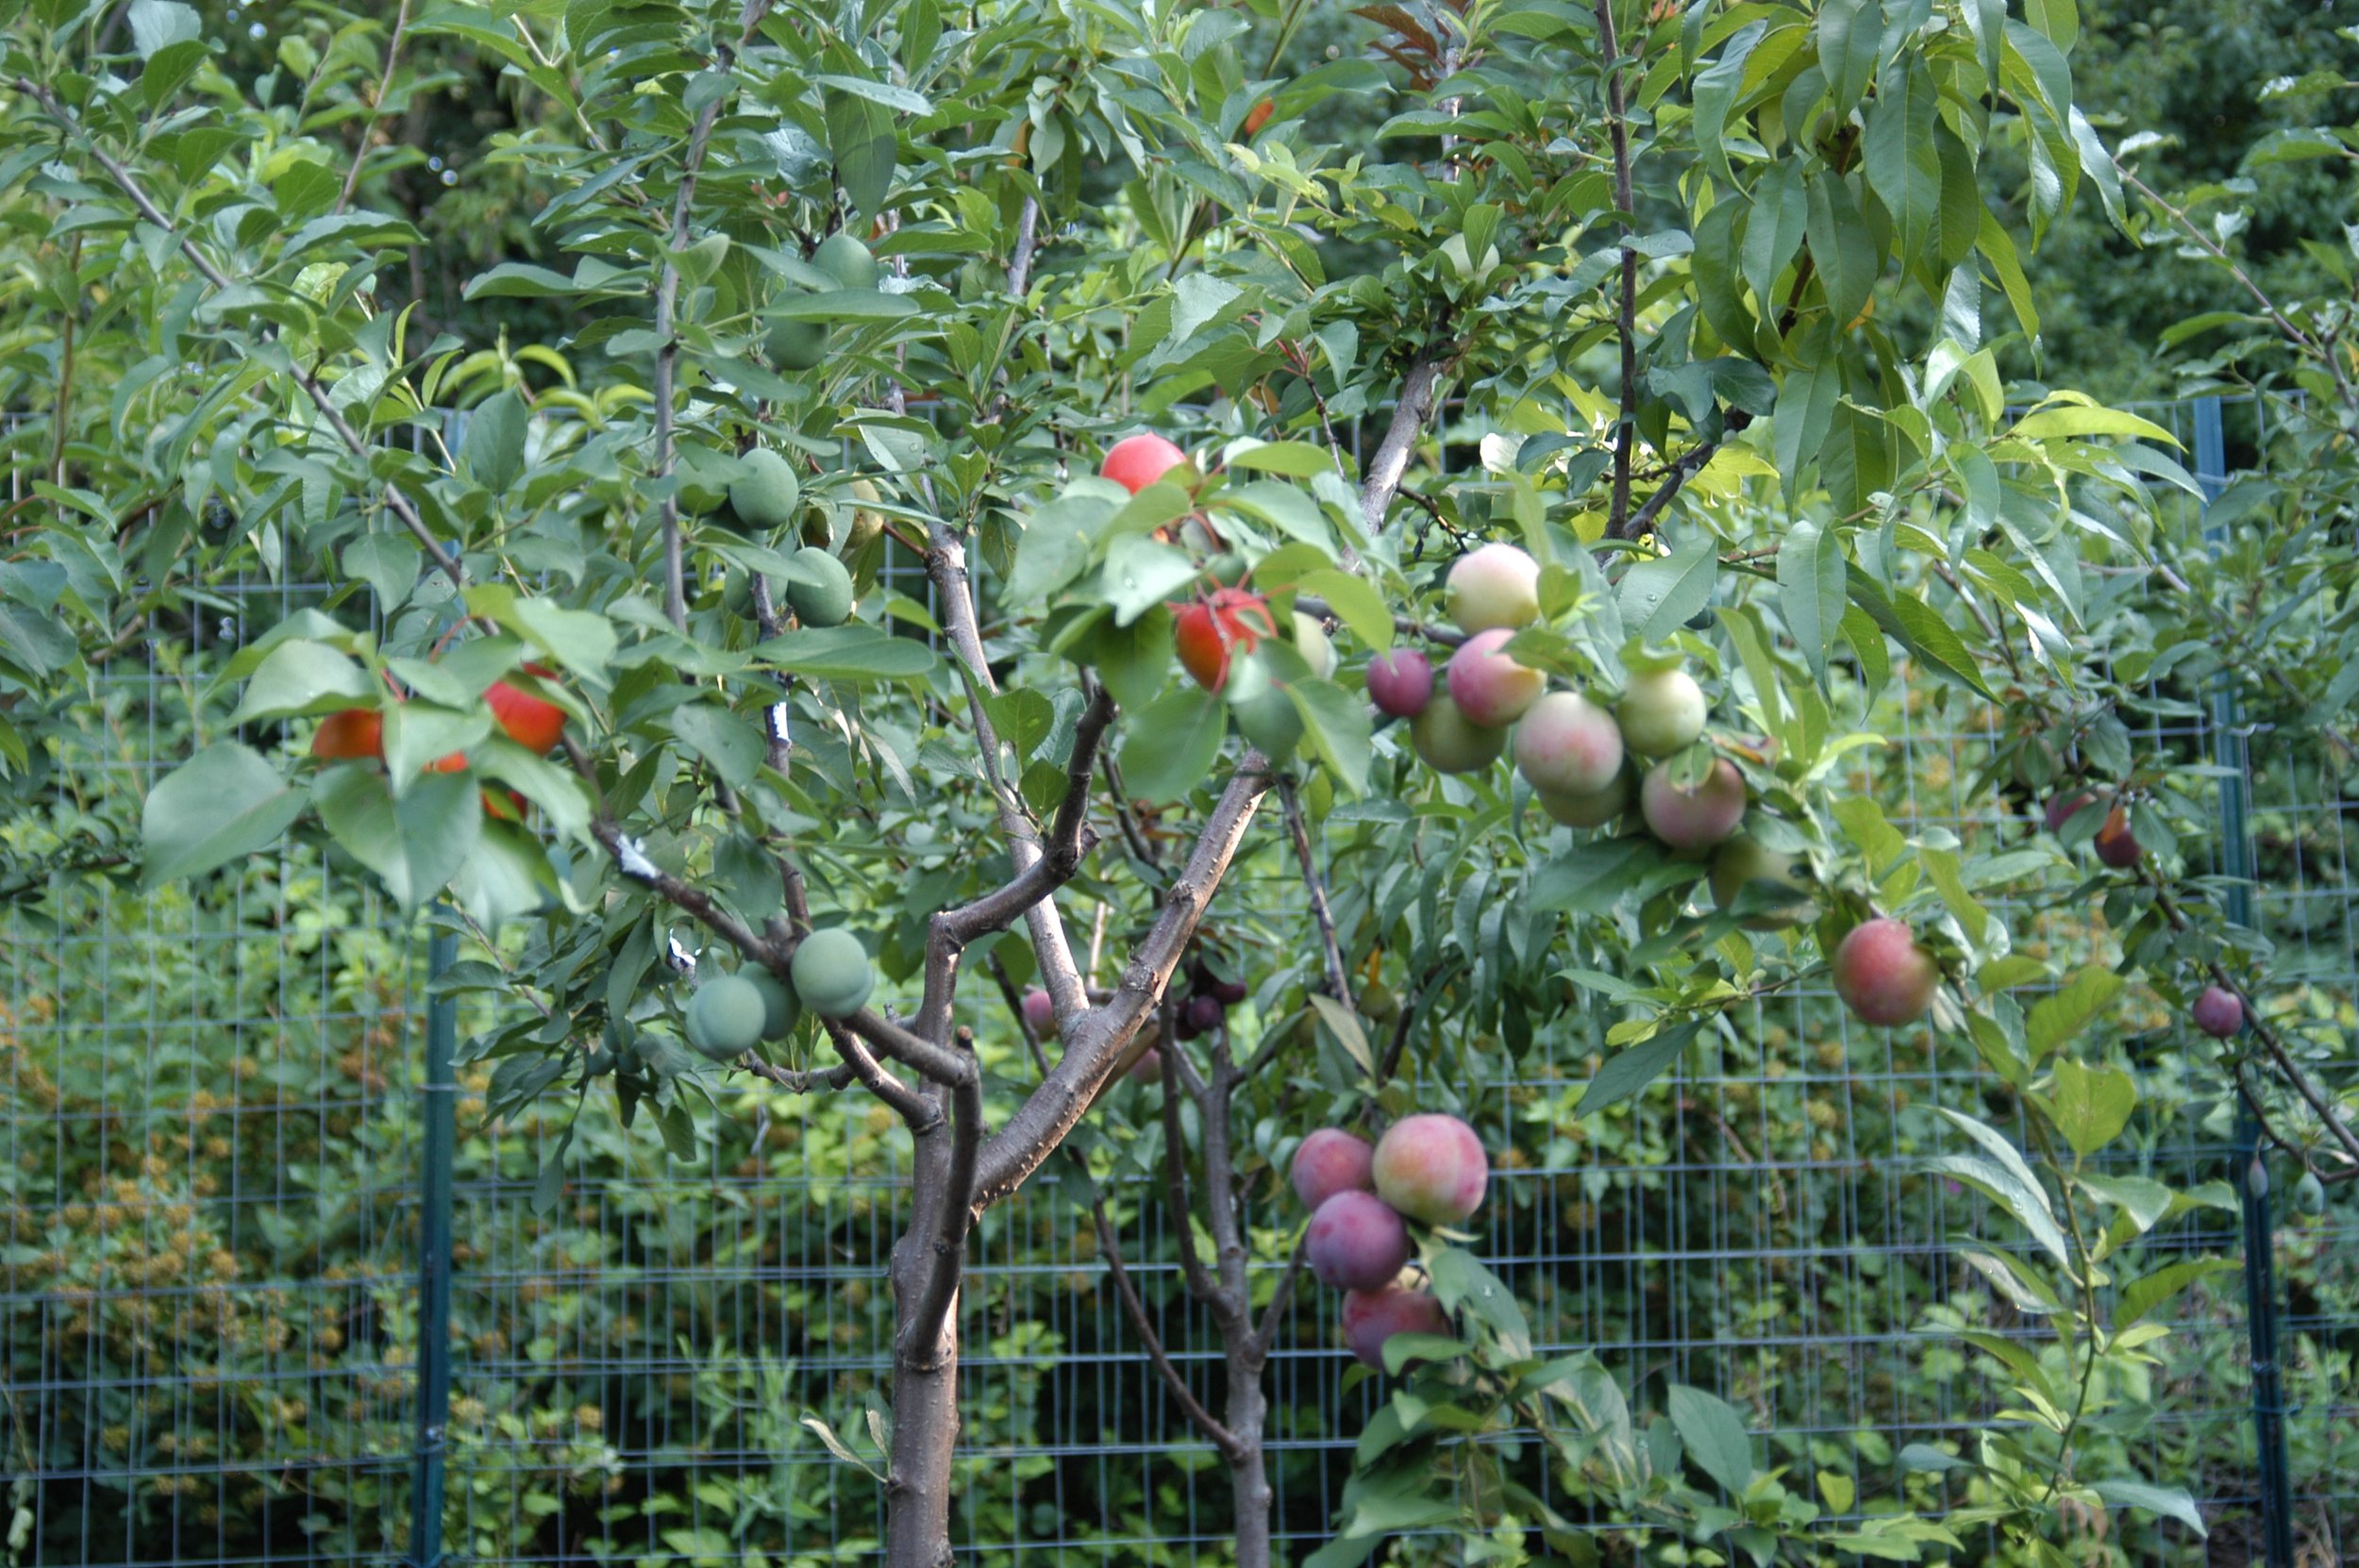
(1358, 353, 1449, 539)
(1007, 193, 1041, 296)
(1278, 778, 1351, 1003)
(972, 759, 1275, 1206)
(14, 77, 465, 590)
(903, 1032, 984, 1359)
(1160, 1046, 1223, 1305)
(1592, 0, 1639, 539)
(1294, 594, 1466, 650)
(331, 0, 415, 217)
(1614, 411, 1750, 542)
(1090, 1187, 1244, 1458)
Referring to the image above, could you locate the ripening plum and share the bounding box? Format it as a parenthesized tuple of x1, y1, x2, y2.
(1707, 835, 1814, 929)
(2192, 985, 2243, 1039)
(1639, 758, 1747, 852)
(1615, 667, 1707, 759)
(1291, 1128, 1376, 1210)
(1832, 918, 1939, 1027)
(1535, 771, 1631, 829)
(1367, 648, 1434, 718)
(1306, 1190, 1414, 1291)
(1514, 691, 1624, 796)
(1443, 543, 1541, 634)
(1101, 432, 1189, 493)
(1446, 628, 1545, 726)
(1341, 1284, 1452, 1370)
(1372, 1112, 1488, 1226)
(311, 709, 383, 761)
(1020, 987, 1056, 1038)
(2094, 808, 2143, 868)
(2044, 791, 2099, 835)
(1410, 692, 1506, 774)
(487, 667, 566, 754)
(1128, 1047, 1163, 1084)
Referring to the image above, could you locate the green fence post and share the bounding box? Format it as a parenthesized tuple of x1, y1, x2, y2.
(2195, 397, 2295, 1568)
(408, 915, 459, 1568)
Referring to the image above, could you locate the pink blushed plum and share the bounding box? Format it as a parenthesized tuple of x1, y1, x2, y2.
(1127, 1047, 1163, 1083)
(1371, 1112, 1489, 1226)
(1342, 1284, 1452, 1370)
(1366, 648, 1435, 718)
(1291, 1128, 1376, 1210)
(1020, 987, 1056, 1038)
(1514, 691, 1625, 796)
(2192, 985, 2244, 1039)
(1305, 1190, 1413, 1291)
(1639, 757, 1748, 852)
(1832, 917, 1940, 1027)
(1446, 628, 1545, 727)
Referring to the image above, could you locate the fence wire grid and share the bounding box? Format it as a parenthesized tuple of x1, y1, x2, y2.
(1, 396, 2352, 1567)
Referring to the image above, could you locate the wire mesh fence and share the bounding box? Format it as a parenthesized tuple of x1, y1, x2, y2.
(1, 396, 2351, 1566)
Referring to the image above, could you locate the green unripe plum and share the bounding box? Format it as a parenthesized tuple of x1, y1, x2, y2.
(790, 927, 874, 1019)
(1707, 835, 1814, 929)
(722, 570, 759, 617)
(1534, 771, 1631, 828)
(729, 449, 802, 531)
(1616, 667, 1708, 759)
(2294, 1170, 2326, 1215)
(767, 316, 830, 370)
(1639, 757, 1748, 852)
(1410, 692, 1506, 774)
(746, 969, 800, 1041)
(843, 477, 886, 558)
(786, 546, 855, 626)
(1293, 611, 1337, 679)
(813, 230, 879, 290)
(1514, 691, 1624, 796)
(1443, 543, 1541, 634)
(686, 974, 768, 1061)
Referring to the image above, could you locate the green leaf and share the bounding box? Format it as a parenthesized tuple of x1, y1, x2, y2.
(2115, 1258, 2234, 1331)
(824, 87, 897, 217)
(766, 289, 918, 321)
(1930, 1109, 2069, 1265)
(2091, 1478, 2207, 1539)
(1865, 58, 1942, 260)
(1577, 1022, 1699, 1117)
(1777, 521, 1844, 681)
(2048, 1057, 2136, 1159)
(1008, 490, 1119, 607)
(1428, 1247, 1531, 1359)
(226, 641, 377, 725)
(1816, 0, 1883, 115)
(2010, 401, 2179, 446)
(1889, 589, 1998, 700)
(462, 388, 528, 493)
(2025, 964, 2123, 1059)
(1288, 678, 1373, 795)
(315, 764, 482, 909)
(1616, 540, 1718, 641)
(1100, 535, 1198, 626)
(670, 704, 763, 789)
(128, 1, 202, 58)
(467, 586, 615, 681)
(1296, 570, 1392, 651)
(1666, 1384, 1754, 1496)
(142, 744, 310, 887)
(755, 626, 938, 682)
(343, 533, 422, 609)
(1116, 686, 1228, 804)
(1806, 173, 1880, 328)
(1227, 441, 1334, 477)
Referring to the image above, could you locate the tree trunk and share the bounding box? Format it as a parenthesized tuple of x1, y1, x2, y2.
(1226, 1338, 1274, 1568)
(884, 1223, 962, 1568)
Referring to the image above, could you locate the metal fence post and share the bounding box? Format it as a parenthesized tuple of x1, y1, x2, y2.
(2194, 396, 2296, 1568)
(408, 916, 459, 1568)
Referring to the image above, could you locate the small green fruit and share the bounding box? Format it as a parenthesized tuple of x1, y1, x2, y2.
(786, 546, 855, 626)
(2294, 1170, 2326, 1215)
(687, 974, 768, 1060)
(813, 230, 879, 290)
(791, 927, 875, 1019)
(767, 315, 830, 370)
(723, 570, 758, 617)
(729, 449, 801, 531)
(746, 969, 800, 1041)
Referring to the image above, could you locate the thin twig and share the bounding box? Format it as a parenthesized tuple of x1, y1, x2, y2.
(1593, 0, 1638, 539)
(1278, 778, 1351, 1003)
(331, 0, 415, 216)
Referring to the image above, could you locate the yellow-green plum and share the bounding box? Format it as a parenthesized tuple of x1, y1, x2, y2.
(1410, 692, 1506, 774)
(1445, 627, 1545, 726)
(1443, 543, 1541, 634)
(1639, 757, 1747, 852)
(1615, 667, 1708, 758)
(1293, 611, 1337, 679)
(1372, 1112, 1488, 1225)
(1535, 771, 1631, 828)
(1514, 691, 1624, 796)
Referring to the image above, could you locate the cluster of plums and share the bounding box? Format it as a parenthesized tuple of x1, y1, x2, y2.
(682, 926, 875, 1062)
(1290, 1114, 1488, 1370)
(310, 664, 567, 821)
